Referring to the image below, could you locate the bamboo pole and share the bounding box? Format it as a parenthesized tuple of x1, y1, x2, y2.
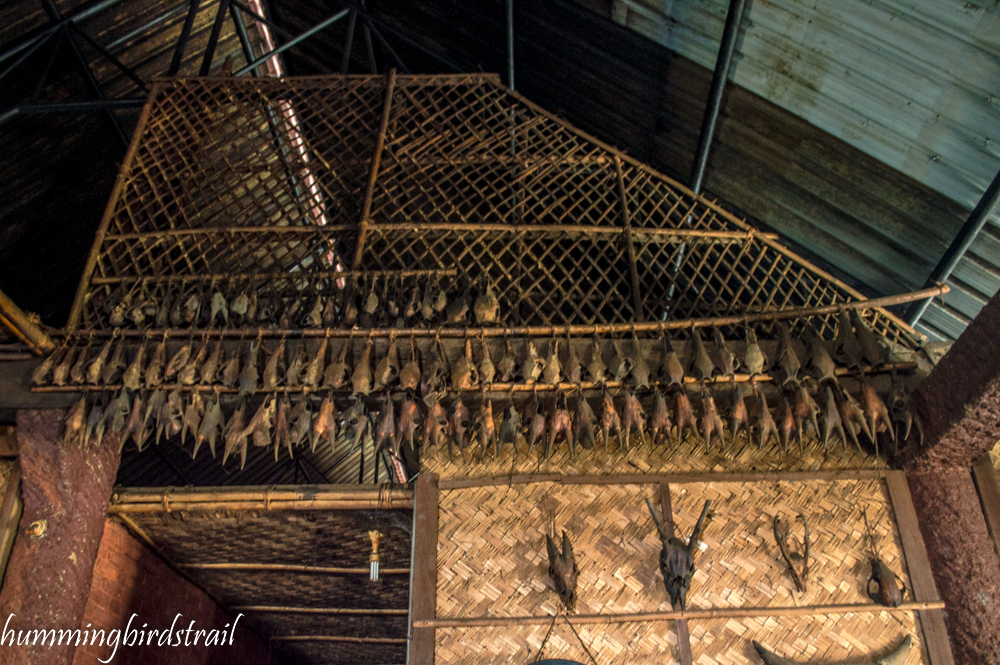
(615, 156, 645, 321)
(270, 635, 407, 643)
(412, 601, 946, 628)
(231, 606, 408, 615)
(112, 485, 412, 503)
(362, 222, 778, 239)
(176, 562, 409, 575)
(65, 285, 948, 340)
(352, 68, 397, 269)
(103, 224, 355, 240)
(109, 499, 413, 513)
(32, 361, 918, 395)
(0, 289, 54, 354)
(67, 84, 159, 331)
(90, 268, 455, 285)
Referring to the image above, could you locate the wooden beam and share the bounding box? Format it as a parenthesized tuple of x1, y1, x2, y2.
(353, 68, 398, 269)
(972, 454, 1000, 560)
(885, 471, 955, 665)
(230, 605, 408, 615)
(0, 289, 54, 355)
(176, 562, 410, 575)
(408, 473, 438, 665)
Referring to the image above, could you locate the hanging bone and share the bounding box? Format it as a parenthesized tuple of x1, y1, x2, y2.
(542, 338, 562, 385)
(674, 390, 699, 446)
(478, 336, 496, 386)
(743, 327, 766, 377)
(650, 390, 673, 448)
(546, 390, 573, 459)
(572, 390, 596, 452)
(863, 507, 906, 608)
(587, 334, 607, 383)
(753, 635, 912, 665)
(565, 334, 582, 384)
(772, 511, 810, 593)
(399, 336, 422, 391)
(545, 529, 579, 612)
(687, 327, 714, 382)
(753, 384, 778, 450)
(711, 327, 737, 379)
(775, 322, 801, 385)
(645, 497, 711, 610)
(599, 384, 623, 452)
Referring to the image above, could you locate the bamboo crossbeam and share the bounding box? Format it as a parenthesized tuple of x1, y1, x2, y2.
(90, 268, 455, 285)
(364, 222, 779, 240)
(412, 601, 945, 628)
(436, 469, 884, 490)
(230, 606, 408, 615)
(103, 224, 355, 240)
(112, 485, 412, 503)
(30, 362, 919, 395)
(66, 285, 948, 339)
(270, 635, 407, 644)
(109, 498, 413, 513)
(176, 562, 409, 575)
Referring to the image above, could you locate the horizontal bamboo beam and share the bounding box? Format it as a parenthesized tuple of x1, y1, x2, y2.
(109, 498, 413, 513)
(437, 469, 884, 490)
(0, 288, 55, 355)
(230, 605, 408, 615)
(29, 361, 919, 395)
(364, 222, 779, 240)
(103, 224, 355, 240)
(67, 285, 947, 340)
(413, 601, 945, 628)
(270, 635, 407, 644)
(90, 268, 454, 285)
(176, 562, 409, 575)
(112, 484, 412, 504)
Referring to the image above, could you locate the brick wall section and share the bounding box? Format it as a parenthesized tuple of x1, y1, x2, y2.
(72, 519, 272, 665)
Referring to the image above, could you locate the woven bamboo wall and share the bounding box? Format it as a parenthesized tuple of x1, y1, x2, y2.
(433, 480, 927, 665)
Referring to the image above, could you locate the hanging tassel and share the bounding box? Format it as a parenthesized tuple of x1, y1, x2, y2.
(369, 530, 384, 582)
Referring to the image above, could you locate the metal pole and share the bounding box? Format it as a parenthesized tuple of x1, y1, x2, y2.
(0, 27, 53, 83)
(340, 10, 357, 74)
(905, 167, 1000, 326)
(31, 27, 65, 101)
(0, 0, 127, 66)
(689, 0, 746, 195)
(360, 0, 377, 74)
(69, 23, 147, 90)
(506, 0, 514, 89)
(233, 9, 350, 76)
(169, 0, 201, 75)
(200, 0, 231, 76)
(230, 3, 258, 74)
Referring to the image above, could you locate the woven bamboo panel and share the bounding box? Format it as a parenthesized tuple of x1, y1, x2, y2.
(435, 621, 680, 665)
(688, 613, 927, 665)
(0, 459, 14, 495)
(670, 480, 910, 609)
(422, 419, 877, 481)
(436, 483, 667, 618)
(991, 439, 1000, 473)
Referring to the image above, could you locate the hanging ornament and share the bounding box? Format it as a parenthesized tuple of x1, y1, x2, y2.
(369, 530, 384, 582)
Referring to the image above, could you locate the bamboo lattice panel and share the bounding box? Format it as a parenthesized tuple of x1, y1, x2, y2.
(72, 73, 920, 348)
(433, 481, 926, 665)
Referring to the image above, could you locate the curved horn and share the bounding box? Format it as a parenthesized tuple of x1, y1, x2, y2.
(752, 635, 911, 665)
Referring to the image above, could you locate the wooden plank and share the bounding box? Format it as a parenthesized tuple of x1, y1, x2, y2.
(412, 601, 946, 628)
(408, 473, 439, 665)
(885, 470, 955, 665)
(437, 469, 882, 490)
(352, 69, 398, 269)
(972, 453, 1000, 560)
(659, 480, 693, 665)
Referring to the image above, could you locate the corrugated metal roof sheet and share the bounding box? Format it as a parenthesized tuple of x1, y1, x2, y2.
(610, 0, 1000, 340)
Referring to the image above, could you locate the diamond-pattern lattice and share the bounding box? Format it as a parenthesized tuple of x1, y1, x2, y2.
(73, 74, 921, 352)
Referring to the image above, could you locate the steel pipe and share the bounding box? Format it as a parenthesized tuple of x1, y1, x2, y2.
(234, 9, 351, 76)
(905, 166, 1000, 326)
(689, 0, 747, 195)
(168, 0, 202, 75)
(506, 0, 515, 89)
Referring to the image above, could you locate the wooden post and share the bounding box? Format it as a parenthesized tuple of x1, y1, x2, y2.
(615, 156, 645, 321)
(972, 454, 1000, 559)
(352, 68, 398, 270)
(658, 480, 694, 665)
(885, 471, 955, 665)
(408, 473, 439, 665)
